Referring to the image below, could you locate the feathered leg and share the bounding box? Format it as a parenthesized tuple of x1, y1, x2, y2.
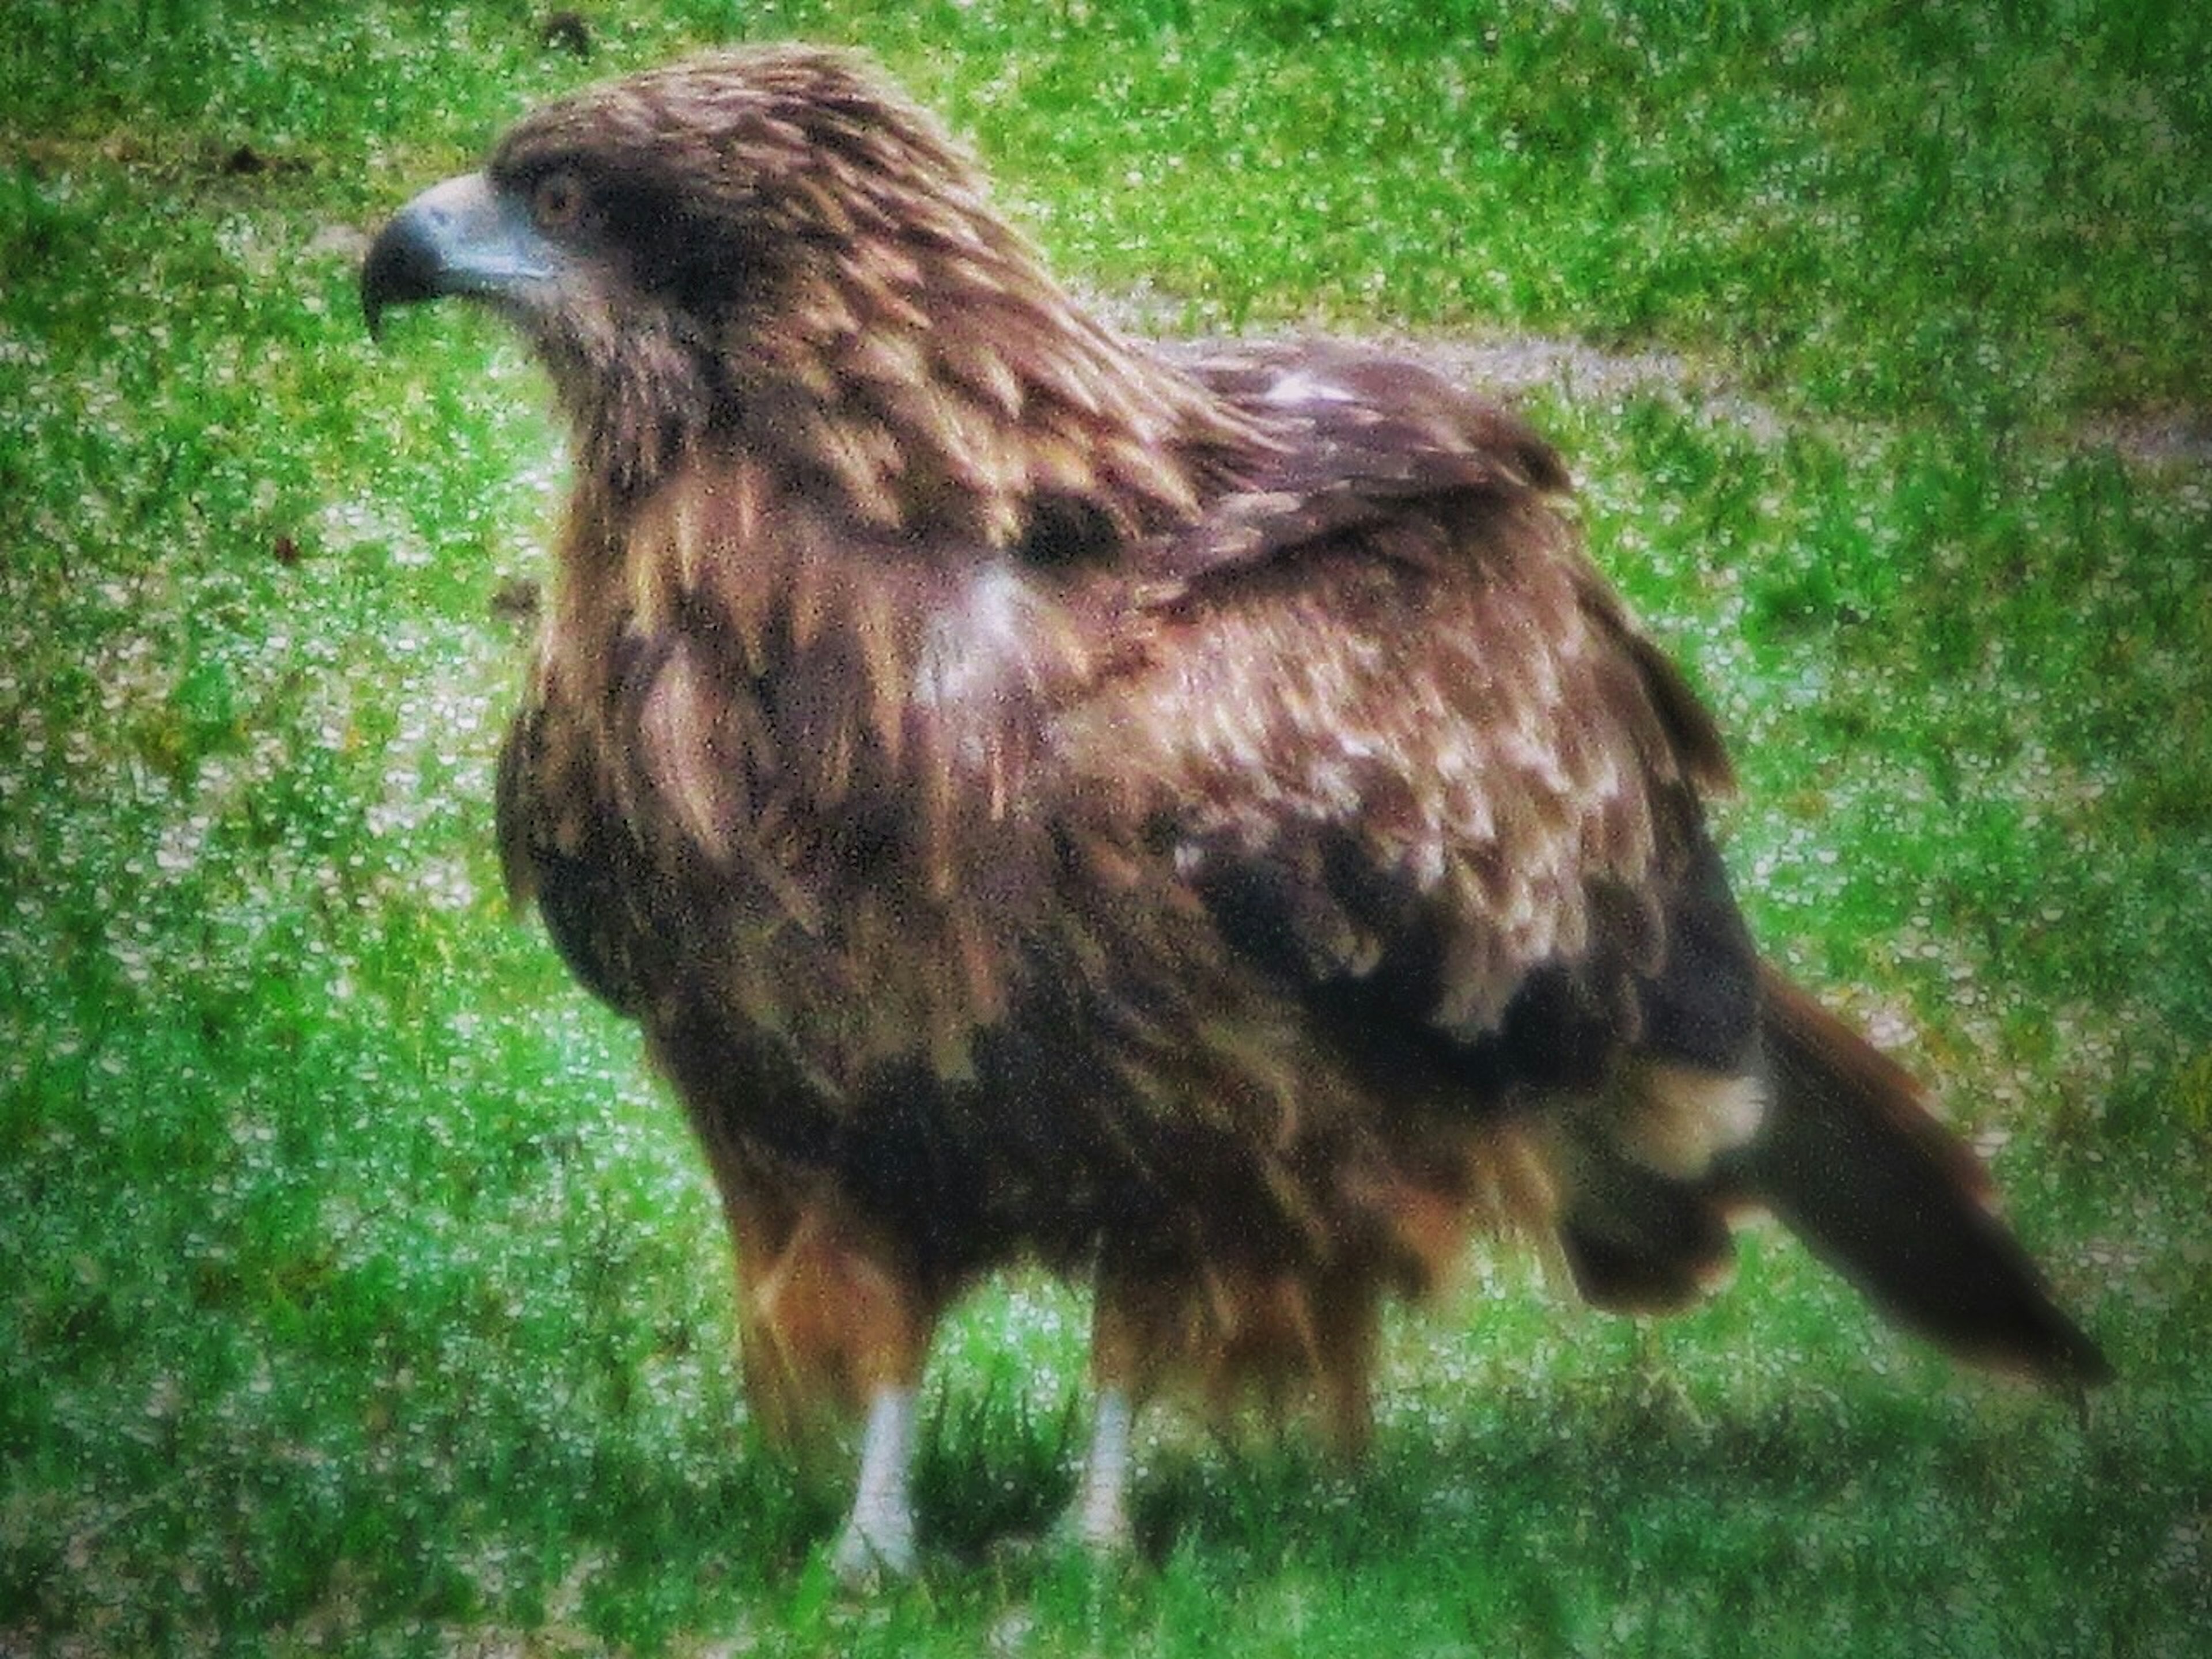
(735, 1198, 939, 1583)
(689, 1134, 944, 1580)
(1060, 1270, 1150, 1556)
(1066, 1249, 1384, 1555)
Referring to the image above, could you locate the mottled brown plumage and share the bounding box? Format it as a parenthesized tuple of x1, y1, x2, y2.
(363, 45, 2107, 1578)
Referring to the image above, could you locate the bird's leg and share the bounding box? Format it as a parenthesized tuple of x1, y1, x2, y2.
(1056, 1266, 1153, 1558)
(1060, 1384, 1138, 1556)
(686, 1145, 940, 1585)
(830, 1382, 922, 1588)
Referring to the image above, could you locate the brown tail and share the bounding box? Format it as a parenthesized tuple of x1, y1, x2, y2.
(1737, 964, 2111, 1388)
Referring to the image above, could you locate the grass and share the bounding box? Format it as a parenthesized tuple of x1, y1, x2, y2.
(3, 1, 2209, 1653)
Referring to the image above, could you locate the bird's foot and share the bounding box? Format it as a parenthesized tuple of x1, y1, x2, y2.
(1048, 1491, 1137, 1562)
(829, 1504, 918, 1590)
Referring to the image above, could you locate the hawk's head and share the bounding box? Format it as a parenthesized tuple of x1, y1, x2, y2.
(363, 46, 1260, 536)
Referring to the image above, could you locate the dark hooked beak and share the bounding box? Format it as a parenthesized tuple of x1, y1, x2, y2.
(361, 172, 559, 340)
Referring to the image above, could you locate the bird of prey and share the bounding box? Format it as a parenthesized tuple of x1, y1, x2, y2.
(361, 44, 2107, 1582)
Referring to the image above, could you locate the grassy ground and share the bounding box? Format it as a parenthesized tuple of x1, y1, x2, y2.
(3, 1, 2209, 1653)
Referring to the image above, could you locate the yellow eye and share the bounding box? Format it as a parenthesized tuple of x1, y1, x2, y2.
(531, 169, 586, 232)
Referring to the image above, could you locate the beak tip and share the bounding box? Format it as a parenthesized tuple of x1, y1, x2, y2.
(360, 203, 440, 342)
(357, 171, 548, 344)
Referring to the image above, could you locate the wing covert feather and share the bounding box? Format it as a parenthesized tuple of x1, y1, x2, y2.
(1070, 343, 1744, 1089)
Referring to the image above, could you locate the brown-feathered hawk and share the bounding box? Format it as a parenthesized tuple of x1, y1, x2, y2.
(362, 45, 2107, 1582)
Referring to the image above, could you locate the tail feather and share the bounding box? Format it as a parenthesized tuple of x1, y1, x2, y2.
(1738, 964, 2111, 1388)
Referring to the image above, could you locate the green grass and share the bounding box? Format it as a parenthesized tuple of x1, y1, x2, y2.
(5, 1, 2209, 1653)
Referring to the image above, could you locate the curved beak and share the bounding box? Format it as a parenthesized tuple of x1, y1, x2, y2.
(361, 172, 559, 340)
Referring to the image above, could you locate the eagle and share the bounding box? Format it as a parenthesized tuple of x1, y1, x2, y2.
(362, 45, 2108, 1582)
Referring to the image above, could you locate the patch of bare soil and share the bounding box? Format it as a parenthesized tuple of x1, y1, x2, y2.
(1089, 285, 2207, 475)
(2076, 414, 2212, 471)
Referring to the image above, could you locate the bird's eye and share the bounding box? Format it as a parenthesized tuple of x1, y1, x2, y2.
(531, 169, 588, 233)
